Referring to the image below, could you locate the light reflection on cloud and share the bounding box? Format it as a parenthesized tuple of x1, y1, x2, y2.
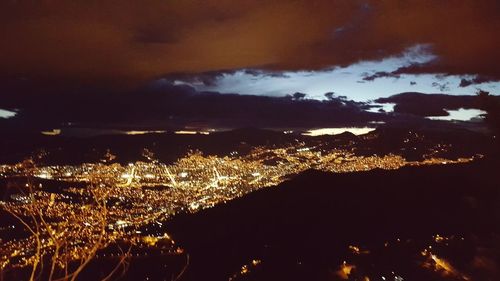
(426, 108, 487, 121)
(0, 109, 16, 119)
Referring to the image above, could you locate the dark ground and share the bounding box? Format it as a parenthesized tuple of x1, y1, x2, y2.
(165, 157, 500, 281)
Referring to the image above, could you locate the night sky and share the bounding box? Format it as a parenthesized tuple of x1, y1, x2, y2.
(0, 0, 499, 126)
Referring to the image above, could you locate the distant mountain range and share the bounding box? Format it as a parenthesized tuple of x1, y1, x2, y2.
(1, 84, 497, 131)
(0, 126, 495, 165)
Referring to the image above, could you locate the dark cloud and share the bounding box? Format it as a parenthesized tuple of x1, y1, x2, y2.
(375, 92, 500, 117)
(0, 0, 498, 87)
(392, 62, 433, 76)
(162, 71, 231, 87)
(459, 79, 474, 88)
(362, 71, 401, 81)
(459, 76, 496, 87)
(243, 70, 291, 79)
(160, 69, 291, 87)
(431, 81, 451, 92)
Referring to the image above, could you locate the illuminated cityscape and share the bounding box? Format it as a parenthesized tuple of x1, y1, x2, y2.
(0, 1, 498, 280)
(0, 139, 481, 279)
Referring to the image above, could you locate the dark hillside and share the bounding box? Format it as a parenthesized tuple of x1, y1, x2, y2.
(167, 159, 500, 280)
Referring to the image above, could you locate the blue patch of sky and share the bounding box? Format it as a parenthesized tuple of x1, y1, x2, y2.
(174, 45, 499, 102)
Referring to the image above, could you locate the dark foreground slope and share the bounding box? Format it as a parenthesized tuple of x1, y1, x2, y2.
(166, 159, 500, 281)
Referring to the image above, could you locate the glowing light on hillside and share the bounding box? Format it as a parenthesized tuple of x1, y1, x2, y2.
(174, 130, 210, 135)
(41, 129, 61, 136)
(125, 130, 166, 135)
